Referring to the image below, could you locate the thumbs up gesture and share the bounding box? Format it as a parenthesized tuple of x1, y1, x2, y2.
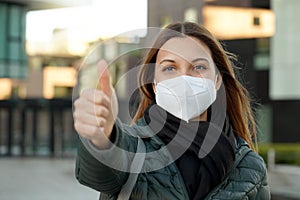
(74, 60, 118, 148)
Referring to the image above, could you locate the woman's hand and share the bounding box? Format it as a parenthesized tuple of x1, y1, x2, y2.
(73, 60, 118, 148)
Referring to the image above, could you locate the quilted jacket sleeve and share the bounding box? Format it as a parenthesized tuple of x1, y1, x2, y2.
(255, 168, 270, 200)
(242, 151, 270, 200)
(75, 119, 138, 195)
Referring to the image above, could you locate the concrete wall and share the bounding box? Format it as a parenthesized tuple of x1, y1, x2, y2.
(270, 0, 300, 100)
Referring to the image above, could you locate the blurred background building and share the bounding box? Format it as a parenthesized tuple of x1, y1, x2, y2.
(1, 0, 298, 155)
(1, 0, 300, 199)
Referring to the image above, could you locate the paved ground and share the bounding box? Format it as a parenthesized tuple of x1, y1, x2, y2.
(268, 165, 300, 200)
(1, 158, 300, 200)
(0, 157, 99, 200)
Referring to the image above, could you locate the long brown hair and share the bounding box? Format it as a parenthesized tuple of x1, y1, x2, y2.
(132, 22, 257, 151)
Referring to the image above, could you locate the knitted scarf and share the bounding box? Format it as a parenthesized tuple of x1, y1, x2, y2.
(144, 103, 236, 199)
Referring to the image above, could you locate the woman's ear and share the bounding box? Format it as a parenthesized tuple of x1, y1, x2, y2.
(152, 82, 156, 94)
(215, 74, 223, 91)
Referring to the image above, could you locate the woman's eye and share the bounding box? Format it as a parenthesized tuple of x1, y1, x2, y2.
(194, 65, 207, 70)
(162, 66, 175, 71)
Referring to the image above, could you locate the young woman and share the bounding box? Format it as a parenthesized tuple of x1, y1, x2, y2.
(73, 22, 270, 199)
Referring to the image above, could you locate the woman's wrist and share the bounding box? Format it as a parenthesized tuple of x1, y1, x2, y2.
(90, 125, 117, 149)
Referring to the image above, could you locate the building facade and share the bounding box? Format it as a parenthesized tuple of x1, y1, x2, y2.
(147, 0, 300, 143)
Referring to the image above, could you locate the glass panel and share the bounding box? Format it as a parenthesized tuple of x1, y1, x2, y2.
(0, 61, 7, 77)
(119, 43, 139, 55)
(9, 5, 20, 38)
(20, 7, 27, 61)
(256, 38, 270, 53)
(9, 61, 20, 78)
(104, 41, 117, 60)
(0, 4, 28, 78)
(254, 54, 270, 70)
(19, 63, 28, 78)
(0, 4, 7, 59)
(8, 41, 20, 60)
(20, 43, 27, 62)
(257, 104, 272, 143)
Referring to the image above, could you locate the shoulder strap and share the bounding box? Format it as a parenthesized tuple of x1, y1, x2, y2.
(117, 139, 146, 200)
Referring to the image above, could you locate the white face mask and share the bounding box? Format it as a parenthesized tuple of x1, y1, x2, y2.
(155, 75, 217, 122)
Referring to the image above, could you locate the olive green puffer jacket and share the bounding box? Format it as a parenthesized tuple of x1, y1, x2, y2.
(76, 118, 270, 200)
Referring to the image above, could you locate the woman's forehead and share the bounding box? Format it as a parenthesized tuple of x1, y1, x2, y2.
(158, 36, 213, 62)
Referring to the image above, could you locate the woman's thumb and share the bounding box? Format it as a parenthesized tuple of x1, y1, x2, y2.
(98, 59, 112, 96)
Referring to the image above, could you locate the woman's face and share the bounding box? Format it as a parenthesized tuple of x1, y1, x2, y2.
(154, 36, 219, 85)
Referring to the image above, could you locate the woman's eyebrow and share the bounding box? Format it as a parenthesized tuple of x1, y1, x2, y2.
(158, 59, 175, 65)
(158, 58, 209, 65)
(191, 58, 209, 63)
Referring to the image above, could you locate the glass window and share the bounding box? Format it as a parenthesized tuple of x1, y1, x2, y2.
(254, 54, 269, 70)
(0, 61, 6, 76)
(9, 5, 20, 38)
(9, 42, 20, 60)
(0, 3, 27, 78)
(9, 61, 20, 77)
(257, 104, 272, 143)
(0, 4, 7, 60)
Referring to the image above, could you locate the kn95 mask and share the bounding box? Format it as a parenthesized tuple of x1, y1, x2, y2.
(155, 75, 217, 122)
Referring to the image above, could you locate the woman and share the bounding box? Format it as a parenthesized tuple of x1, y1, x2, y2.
(73, 22, 270, 200)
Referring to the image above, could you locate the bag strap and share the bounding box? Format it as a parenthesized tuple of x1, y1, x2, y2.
(117, 139, 146, 200)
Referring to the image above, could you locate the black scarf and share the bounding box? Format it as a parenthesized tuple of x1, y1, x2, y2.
(144, 103, 236, 200)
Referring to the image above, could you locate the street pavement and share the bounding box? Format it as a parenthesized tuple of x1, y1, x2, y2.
(0, 157, 99, 200)
(268, 165, 300, 200)
(1, 158, 300, 200)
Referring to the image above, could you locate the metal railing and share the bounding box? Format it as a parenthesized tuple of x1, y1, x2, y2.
(0, 98, 78, 157)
